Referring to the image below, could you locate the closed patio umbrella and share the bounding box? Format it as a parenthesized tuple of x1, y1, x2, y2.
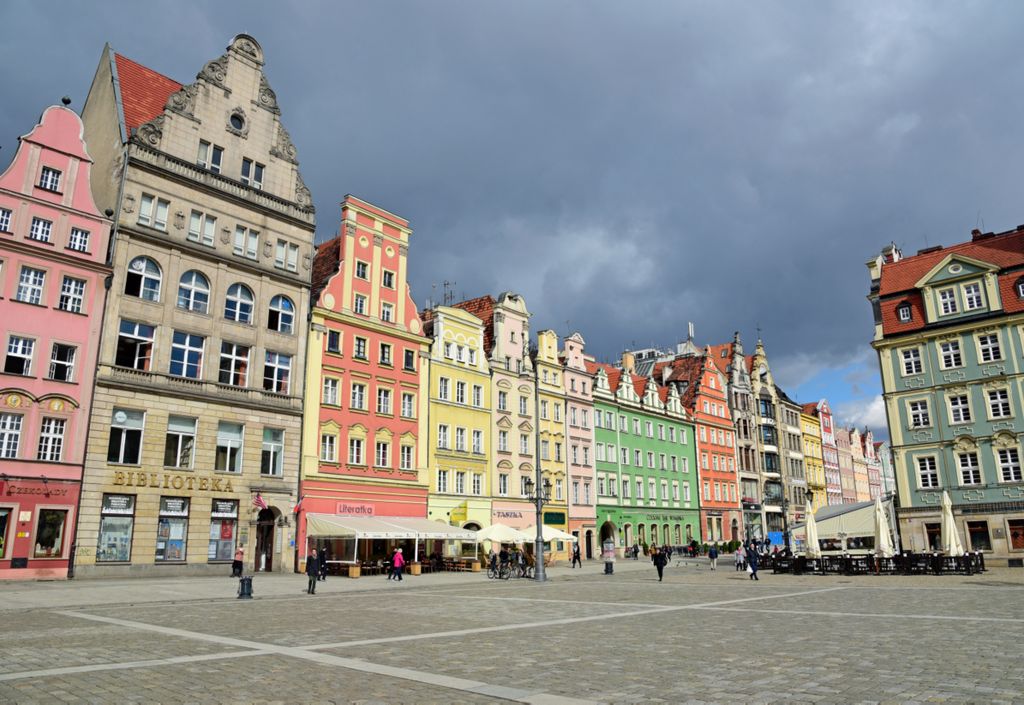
(804, 501, 821, 559)
(521, 525, 578, 542)
(475, 523, 530, 544)
(873, 496, 896, 558)
(940, 490, 965, 555)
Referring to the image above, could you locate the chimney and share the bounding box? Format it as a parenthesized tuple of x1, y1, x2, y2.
(621, 351, 636, 375)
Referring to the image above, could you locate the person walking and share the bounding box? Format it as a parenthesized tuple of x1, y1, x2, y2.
(735, 547, 745, 571)
(232, 545, 244, 577)
(390, 547, 406, 581)
(305, 551, 319, 594)
(708, 544, 719, 571)
(747, 544, 760, 581)
(652, 547, 667, 582)
(632, 543, 640, 560)
(571, 544, 582, 568)
(319, 547, 329, 582)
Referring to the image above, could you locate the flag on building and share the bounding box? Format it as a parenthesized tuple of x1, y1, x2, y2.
(292, 495, 304, 515)
(253, 493, 268, 510)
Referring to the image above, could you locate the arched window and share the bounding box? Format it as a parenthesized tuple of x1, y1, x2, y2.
(268, 295, 294, 334)
(224, 283, 254, 323)
(177, 270, 210, 314)
(124, 256, 161, 301)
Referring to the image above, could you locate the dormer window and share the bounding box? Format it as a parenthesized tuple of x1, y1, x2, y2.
(1016, 277, 1024, 299)
(39, 167, 61, 192)
(897, 304, 912, 322)
(938, 288, 958, 315)
(962, 283, 983, 311)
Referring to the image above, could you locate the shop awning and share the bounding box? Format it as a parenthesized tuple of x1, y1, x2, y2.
(305, 513, 477, 541)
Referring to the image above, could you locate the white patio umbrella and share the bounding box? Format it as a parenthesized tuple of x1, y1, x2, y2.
(521, 525, 578, 542)
(873, 495, 896, 558)
(475, 523, 530, 544)
(804, 501, 821, 559)
(940, 490, 965, 555)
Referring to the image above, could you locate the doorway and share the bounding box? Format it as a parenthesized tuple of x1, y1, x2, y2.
(585, 530, 594, 559)
(255, 508, 276, 572)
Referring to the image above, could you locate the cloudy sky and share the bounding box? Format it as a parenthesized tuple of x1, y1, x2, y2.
(3, 2, 1022, 437)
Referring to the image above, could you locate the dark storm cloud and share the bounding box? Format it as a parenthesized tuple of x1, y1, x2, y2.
(3, 1, 1023, 427)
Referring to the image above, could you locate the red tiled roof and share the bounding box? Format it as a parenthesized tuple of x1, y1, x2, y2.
(114, 53, 182, 136)
(657, 356, 704, 410)
(879, 293, 926, 335)
(632, 376, 647, 398)
(311, 236, 342, 303)
(585, 361, 623, 395)
(452, 295, 496, 354)
(878, 229, 1024, 297)
(801, 402, 818, 416)
(998, 271, 1024, 314)
(706, 343, 732, 375)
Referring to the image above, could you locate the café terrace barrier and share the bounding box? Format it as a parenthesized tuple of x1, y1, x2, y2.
(770, 552, 986, 576)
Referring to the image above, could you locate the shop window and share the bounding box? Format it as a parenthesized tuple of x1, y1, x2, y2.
(1009, 520, 1024, 551)
(925, 522, 942, 552)
(33, 509, 68, 558)
(0, 507, 10, 558)
(97, 494, 135, 562)
(209, 500, 238, 561)
(156, 497, 189, 561)
(967, 521, 991, 551)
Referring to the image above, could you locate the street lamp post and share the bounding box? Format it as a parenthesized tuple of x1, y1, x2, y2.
(525, 476, 551, 582)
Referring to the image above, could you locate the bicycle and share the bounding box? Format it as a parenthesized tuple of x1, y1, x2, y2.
(498, 562, 512, 580)
(486, 562, 500, 579)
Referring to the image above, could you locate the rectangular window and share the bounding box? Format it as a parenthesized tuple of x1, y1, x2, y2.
(438, 470, 449, 493)
(326, 330, 341, 353)
(520, 434, 530, 455)
(5, 335, 34, 375)
(988, 389, 1011, 418)
(498, 474, 509, 496)
(209, 499, 238, 561)
(107, 409, 144, 464)
(940, 341, 962, 369)
(498, 430, 508, 452)
(215, 422, 244, 473)
(261, 428, 284, 476)
(541, 400, 548, 419)
(622, 477, 630, 498)
(379, 343, 392, 366)
(351, 383, 366, 410)
(541, 440, 550, 460)
(96, 494, 135, 562)
(218, 342, 249, 387)
(17, 266, 46, 305)
(439, 377, 450, 400)
(0, 208, 10, 231)
(401, 393, 414, 418)
(29, 217, 52, 242)
(163, 415, 196, 469)
(241, 158, 264, 189)
(375, 441, 390, 468)
(472, 473, 482, 495)
(939, 288, 958, 315)
(377, 387, 392, 415)
(188, 211, 216, 246)
(68, 227, 90, 252)
(646, 421, 654, 437)
(382, 270, 395, 289)
(403, 349, 416, 371)
(353, 294, 367, 315)
(521, 476, 530, 497)
(36, 417, 66, 461)
(998, 448, 1022, 482)
(958, 452, 981, 485)
(621, 447, 628, 465)
(155, 497, 189, 562)
(456, 427, 467, 452)
(323, 378, 339, 405)
(472, 385, 482, 407)
(647, 451, 655, 468)
(917, 456, 939, 488)
(381, 302, 394, 322)
(456, 381, 466, 405)
(348, 438, 364, 465)
(555, 442, 563, 462)
(138, 194, 153, 226)
(634, 449, 642, 466)
(0, 413, 22, 459)
(572, 481, 579, 504)
(400, 445, 413, 471)
(455, 471, 465, 494)
(633, 418, 640, 435)
(263, 352, 291, 394)
(58, 276, 86, 313)
(555, 479, 563, 500)
(901, 348, 922, 375)
(170, 331, 204, 379)
(39, 166, 62, 191)
(353, 336, 367, 359)
(963, 283, 983, 311)
(197, 141, 223, 173)
(33, 508, 67, 558)
(596, 444, 605, 462)
(636, 479, 644, 499)
(498, 391, 508, 411)
(437, 424, 449, 449)
(978, 334, 1002, 363)
(233, 226, 258, 259)
(949, 395, 972, 423)
(909, 400, 930, 428)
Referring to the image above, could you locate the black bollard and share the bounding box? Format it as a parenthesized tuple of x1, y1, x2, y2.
(238, 575, 253, 599)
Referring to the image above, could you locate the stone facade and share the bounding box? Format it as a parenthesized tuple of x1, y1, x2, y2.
(75, 36, 315, 576)
(0, 104, 112, 580)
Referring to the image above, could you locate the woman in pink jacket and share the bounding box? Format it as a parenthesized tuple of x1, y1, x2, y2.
(389, 548, 406, 581)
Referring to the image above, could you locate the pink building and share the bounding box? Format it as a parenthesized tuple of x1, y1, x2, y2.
(0, 104, 111, 580)
(562, 333, 597, 558)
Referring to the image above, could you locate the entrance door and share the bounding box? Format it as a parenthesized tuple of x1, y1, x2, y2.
(585, 530, 594, 559)
(255, 508, 275, 572)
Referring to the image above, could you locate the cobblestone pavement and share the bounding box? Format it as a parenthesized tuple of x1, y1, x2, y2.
(1, 561, 1022, 704)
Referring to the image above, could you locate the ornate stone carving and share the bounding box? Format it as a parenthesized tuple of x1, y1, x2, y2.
(257, 75, 280, 114)
(136, 115, 164, 147)
(992, 421, 1017, 432)
(122, 194, 136, 214)
(373, 234, 384, 246)
(295, 173, 313, 210)
(173, 211, 185, 231)
(234, 36, 260, 60)
(399, 244, 409, 257)
(263, 240, 273, 258)
(960, 489, 985, 502)
(920, 492, 941, 505)
(981, 364, 1006, 377)
(942, 370, 966, 383)
(166, 83, 198, 119)
(1003, 487, 1024, 500)
(220, 227, 231, 245)
(303, 254, 312, 271)
(345, 223, 357, 236)
(198, 54, 229, 89)
(270, 123, 298, 163)
(911, 430, 935, 442)
(226, 108, 249, 138)
(903, 377, 926, 389)
(952, 425, 974, 436)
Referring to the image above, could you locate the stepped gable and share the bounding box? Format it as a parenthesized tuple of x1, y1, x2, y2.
(113, 53, 183, 135)
(311, 236, 342, 302)
(585, 360, 622, 394)
(452, 295, 496, 354)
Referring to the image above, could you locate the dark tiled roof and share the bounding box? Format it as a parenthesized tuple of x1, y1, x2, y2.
(311, 236, 342, 303)
(113, 53, 182, 136)
(452, 295, 496, 354)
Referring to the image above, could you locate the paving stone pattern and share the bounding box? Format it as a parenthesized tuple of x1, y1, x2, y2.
(0, 561, 1021, 704)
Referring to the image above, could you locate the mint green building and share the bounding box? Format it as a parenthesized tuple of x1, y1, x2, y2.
(587, 359, 699, 555)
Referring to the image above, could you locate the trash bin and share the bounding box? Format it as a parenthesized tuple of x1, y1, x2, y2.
(237, 575, 253, 599)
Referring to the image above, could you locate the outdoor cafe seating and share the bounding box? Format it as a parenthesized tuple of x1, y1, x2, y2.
(770, 551, 986, 576)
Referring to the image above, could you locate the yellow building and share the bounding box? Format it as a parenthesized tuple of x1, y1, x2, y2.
(534, 330, 570, 557)
(801, 412, 827, 513)
(422, 306, 492, 545)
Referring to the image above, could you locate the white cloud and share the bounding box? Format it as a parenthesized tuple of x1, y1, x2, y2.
(835, 395, 888, 435)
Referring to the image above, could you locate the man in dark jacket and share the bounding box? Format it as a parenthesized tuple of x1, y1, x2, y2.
(306, 551, 319, 594)
(652, 548, 667, 582)
(747, 545, 759, 581)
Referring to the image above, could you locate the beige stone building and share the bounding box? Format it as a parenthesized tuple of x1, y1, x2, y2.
(74, 35, 315, 576)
